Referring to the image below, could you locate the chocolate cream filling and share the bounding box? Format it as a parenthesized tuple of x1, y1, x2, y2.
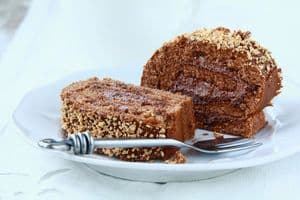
(166, 64, 259, 117)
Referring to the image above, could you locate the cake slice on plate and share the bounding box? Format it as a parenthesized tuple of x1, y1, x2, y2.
(141, 27, 282, 137)
(61, 77, 195, 162)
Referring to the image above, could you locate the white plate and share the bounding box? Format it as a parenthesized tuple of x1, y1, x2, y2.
(13, 67, 300, 182)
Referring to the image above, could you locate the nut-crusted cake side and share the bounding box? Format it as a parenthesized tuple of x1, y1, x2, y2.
(141, 27, 282, 137)
(60, 77, 195, 162)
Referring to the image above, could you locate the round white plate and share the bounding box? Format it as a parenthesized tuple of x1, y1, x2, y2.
(13, 67, 300, 182)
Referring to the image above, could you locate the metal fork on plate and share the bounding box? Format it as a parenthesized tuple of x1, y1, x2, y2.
(38, 132, 262, 155)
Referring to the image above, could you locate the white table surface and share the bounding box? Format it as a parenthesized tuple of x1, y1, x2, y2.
(0, 0, 300, 199)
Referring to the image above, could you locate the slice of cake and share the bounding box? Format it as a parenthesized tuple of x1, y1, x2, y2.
(61, 77, 195, 162)
(141, 27, 282, 137)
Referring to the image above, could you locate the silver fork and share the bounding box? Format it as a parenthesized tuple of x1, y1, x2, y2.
(38, 132, 262, 155)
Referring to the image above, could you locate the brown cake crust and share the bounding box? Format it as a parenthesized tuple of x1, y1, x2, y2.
(61, 77, 195, 162)
(141, 27, 282, 137)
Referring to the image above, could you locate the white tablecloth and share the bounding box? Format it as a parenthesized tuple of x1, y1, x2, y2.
(1, 0, 300, 199)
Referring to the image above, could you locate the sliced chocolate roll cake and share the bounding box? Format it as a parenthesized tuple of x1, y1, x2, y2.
(61, 77, 195, 162)
(141, 27, 282, 137)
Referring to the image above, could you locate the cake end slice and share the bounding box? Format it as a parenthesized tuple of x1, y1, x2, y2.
(141, 27, 281, 138)
(60, 77, 195, 162)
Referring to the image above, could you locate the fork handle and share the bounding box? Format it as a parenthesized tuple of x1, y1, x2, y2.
(38, 132, 185, 155)
(94, 138, 183, 148)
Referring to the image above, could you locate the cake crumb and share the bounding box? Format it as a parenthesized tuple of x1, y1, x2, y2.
(213, 131, 224, 140)
(165, 151, 186, 164)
